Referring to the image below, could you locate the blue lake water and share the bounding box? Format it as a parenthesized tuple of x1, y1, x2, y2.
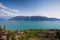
(0, 21, 60, 30)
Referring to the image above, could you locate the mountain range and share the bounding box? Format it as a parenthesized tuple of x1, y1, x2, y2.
(8, 16, 60, 21)
(0, 16, 60, 21)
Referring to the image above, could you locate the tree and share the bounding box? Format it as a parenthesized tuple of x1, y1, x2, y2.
(0, 25, 1, 31)
(3, 25, 6, 31)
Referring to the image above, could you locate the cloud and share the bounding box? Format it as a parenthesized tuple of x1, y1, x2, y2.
(10, 9, 20, 12)
(0, 3, 24, 19)
(0, 9, 23, 18)
(0, 3, 7, 9)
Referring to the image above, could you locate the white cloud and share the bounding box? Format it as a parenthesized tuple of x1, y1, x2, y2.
(10, 9, 20, 12)
(0, 9, 24, 17)
(0, 3, 7, 9)
(0, 3, 24, 19)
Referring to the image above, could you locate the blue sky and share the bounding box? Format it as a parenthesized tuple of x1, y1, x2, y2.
(0, 0, 60, 19)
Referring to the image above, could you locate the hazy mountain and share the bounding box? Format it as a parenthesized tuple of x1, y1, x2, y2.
(8, 16, 60, 21)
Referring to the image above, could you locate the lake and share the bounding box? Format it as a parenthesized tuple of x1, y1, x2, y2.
(0, 21, 60, 30)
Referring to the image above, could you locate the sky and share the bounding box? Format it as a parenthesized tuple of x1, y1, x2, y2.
(0, 0, 60, 19)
